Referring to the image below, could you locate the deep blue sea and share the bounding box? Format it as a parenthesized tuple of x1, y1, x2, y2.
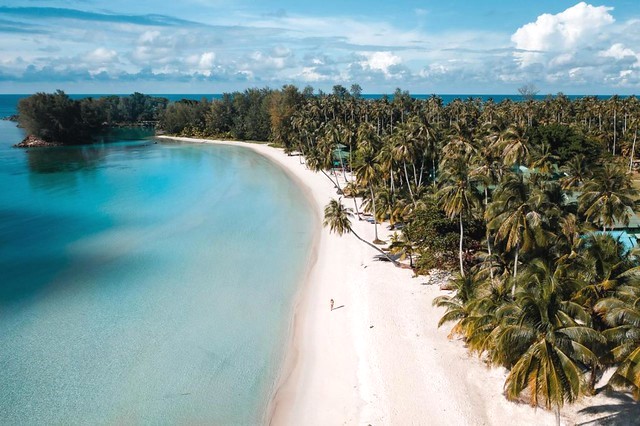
(0, 97, 315, 424)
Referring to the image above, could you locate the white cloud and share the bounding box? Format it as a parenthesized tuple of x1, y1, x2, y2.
(199, 52, 216, 68)
(360, 52, 402, 78)
(508, 2, 640, 90)
(512, 2, 614, 66)
(298, 66, 325, 82)
(86, 48, 118, 64)
(600, 43, 640, 65)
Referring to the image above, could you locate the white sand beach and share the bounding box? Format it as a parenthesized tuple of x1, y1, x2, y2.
(160, 137, 636, 426)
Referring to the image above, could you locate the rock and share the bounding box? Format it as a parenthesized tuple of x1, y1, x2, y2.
(14, 135, 62, 148)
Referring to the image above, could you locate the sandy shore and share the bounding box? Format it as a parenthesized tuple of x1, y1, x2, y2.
(159, 136, 636, 426)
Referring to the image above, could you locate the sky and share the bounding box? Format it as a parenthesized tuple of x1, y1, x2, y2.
(0, 1, 639, 94)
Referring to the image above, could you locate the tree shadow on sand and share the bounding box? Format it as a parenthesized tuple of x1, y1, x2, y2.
(574, 392, 640, 426)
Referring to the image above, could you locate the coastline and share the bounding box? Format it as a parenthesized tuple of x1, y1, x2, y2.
(158, 136, 631, 426)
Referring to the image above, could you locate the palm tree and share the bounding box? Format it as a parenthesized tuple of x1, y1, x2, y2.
(438, 153, 480, 276)
(493, 124, 530, 168)
(323, 198, 400, 266)
(578, 162, 638, 232)
(433, 270, 485, 337)
(388, 230, 417, 268)
(487, 174, 553, 293)
(391, 121, 418, 205)
(628, 116, 639, 172)
(560, 154, 590, 191)
(354, 145, 384, 243)
(497, 259, 603, 426)
(595, 288, 640, 399)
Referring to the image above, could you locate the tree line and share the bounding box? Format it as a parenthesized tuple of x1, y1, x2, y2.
(162, 84, 640, 423)
(18, 91, 168, 144)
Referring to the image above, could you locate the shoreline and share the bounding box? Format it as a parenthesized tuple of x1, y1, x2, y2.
(158, 136, 632, 426)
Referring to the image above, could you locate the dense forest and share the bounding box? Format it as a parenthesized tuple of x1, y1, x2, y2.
(19, 86, 640, 421)
(17, 91, 168, 144)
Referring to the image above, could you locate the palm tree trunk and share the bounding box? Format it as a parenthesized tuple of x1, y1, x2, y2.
(351, 228, 399, 266)
(555, 404, 561, 426)
(613, 110, 617, 156)
(349, 144, 354, 182)
(390, 169, 395, 194)
(352, 196, 361, 220)
(403, 161, 416, 205)
(485, 188, 495, 283)
(432, 156, 437, 187)
(629, 130, 637, 172)
(459, 212, 465, 277)
(512, 242, 520, 296)
(338, 153, 348, 185)
(320, 169, 340, 189)
(332, 167, 343, 194)
(418, 158, 425, 188)
(589, 364, 598, 394)
(370, 184, 380, 241)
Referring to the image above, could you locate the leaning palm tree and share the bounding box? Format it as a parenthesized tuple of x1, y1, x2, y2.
(323, 198, 400, 266)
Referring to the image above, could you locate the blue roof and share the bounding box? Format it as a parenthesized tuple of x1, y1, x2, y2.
(591, 230, 638, 253)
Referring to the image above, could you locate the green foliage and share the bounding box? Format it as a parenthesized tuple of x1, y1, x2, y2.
(407, 198, 481, 274)
(18, 90, 91, 144)
(527, 124, 603, 166)
(18, 91, 168, 144)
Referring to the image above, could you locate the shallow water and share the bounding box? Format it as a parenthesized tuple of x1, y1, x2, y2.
(0, 121, 315, 424)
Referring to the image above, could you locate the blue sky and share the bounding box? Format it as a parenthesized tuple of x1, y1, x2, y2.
(0, 1, 639, 94)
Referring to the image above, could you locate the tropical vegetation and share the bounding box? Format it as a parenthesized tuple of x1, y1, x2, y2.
(17, 91, 168, 144)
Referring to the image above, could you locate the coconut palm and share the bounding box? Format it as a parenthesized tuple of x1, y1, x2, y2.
(487, 174, 553, 293)
(438, 153, 480, 276)
(493, 124, 530, 167)
(595, 289, 640, 399)
(578, 162, 638, 232)
(388, 231, 417, 268)
(497, 259, 603, 426)
(560, 154, 590, 191)
(433, 270, 486, 337)
(323, 198, 399, 266)
(354, 145, 383, 243)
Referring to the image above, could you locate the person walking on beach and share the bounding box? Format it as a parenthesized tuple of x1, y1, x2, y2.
(330, 299, 334, 311)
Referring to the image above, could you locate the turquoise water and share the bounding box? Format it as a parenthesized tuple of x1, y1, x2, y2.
(0, 120, 315, 424)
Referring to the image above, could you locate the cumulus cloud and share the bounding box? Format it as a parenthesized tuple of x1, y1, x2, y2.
(360, 52, 402, 78)
(600, 43, 640, 66)
(510, 2, 640, 89)
(512, 2, 614, 58)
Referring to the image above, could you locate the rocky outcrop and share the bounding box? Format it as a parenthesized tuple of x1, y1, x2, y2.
(14, 135, 62, 148)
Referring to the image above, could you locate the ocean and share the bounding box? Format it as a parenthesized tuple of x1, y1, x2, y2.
(0, 98, 315, 424)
